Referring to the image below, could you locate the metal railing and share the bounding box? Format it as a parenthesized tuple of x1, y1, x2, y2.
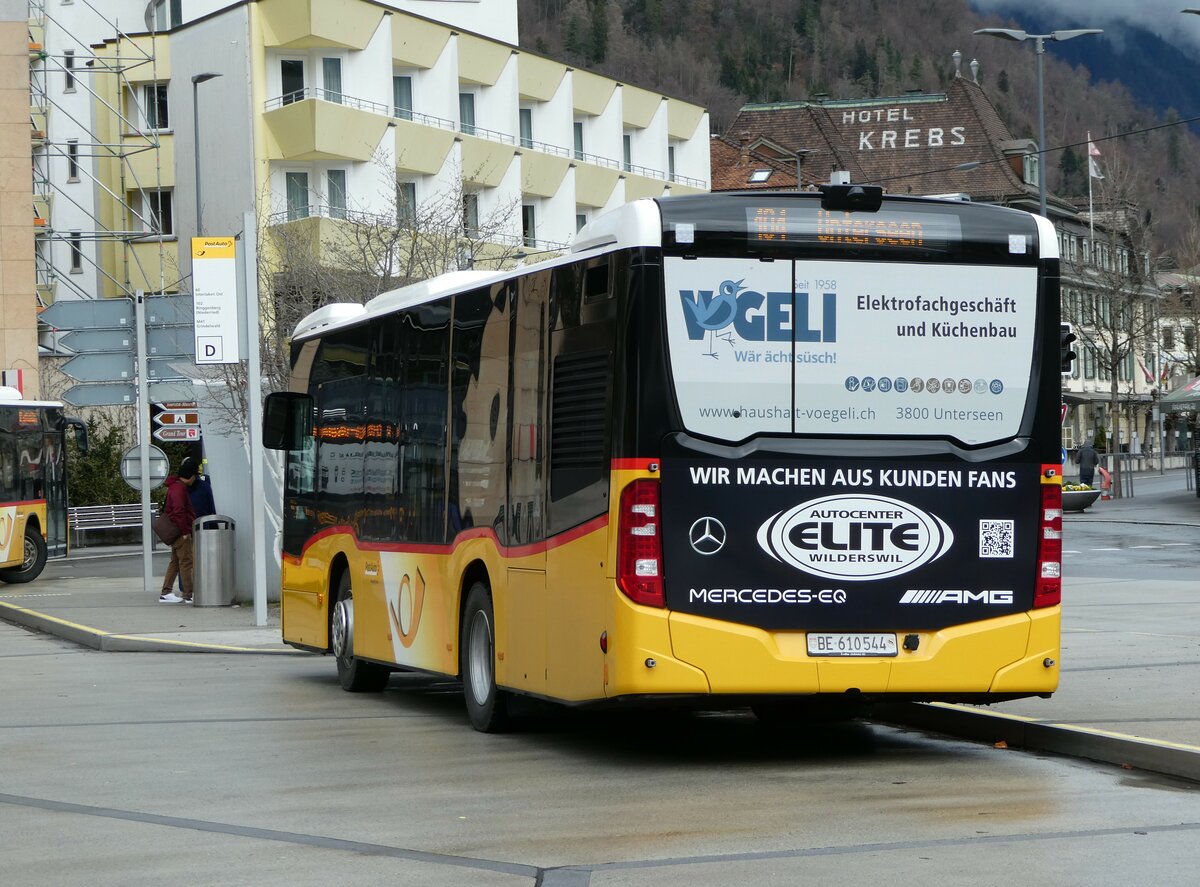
(263, 90, 706, 187)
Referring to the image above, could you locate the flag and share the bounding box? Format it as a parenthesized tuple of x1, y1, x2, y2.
(1160, 360, 1170, 385)
(1137, 358, 1153, 384)
(1088, 140, 1104, 179)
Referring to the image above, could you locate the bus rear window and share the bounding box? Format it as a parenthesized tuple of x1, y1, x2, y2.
(664, 256, 1038, 445)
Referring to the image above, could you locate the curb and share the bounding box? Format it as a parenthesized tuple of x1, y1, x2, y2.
(874, 702, 1200, 784)
(0, 600, 301, 655)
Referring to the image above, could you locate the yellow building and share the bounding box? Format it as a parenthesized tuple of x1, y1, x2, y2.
(63, 0, 708, 313)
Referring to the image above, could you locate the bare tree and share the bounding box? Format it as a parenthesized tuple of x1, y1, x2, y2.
(1063, 159, 1160, 495)
(203, 162, 523, 435)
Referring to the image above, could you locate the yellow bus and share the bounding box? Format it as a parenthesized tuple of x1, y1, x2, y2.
(0, 395, 87, 583)
(264, 187, 1065, 731)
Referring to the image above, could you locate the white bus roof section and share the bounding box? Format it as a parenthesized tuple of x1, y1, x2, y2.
(291, 198, 669, 342)
(291, 303, 369, 342)
(572, 199, 663, 253)
(1033, 214, 1060, 260)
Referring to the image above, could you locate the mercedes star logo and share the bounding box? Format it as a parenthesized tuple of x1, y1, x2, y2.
(688, 517, 727, 555)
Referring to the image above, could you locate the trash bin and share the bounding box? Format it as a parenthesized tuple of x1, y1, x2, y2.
(193, 515, 235, 606)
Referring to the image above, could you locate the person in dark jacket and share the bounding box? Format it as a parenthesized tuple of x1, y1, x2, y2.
(1077, 440, 1099, 487)
(160, 457, 198, 604)
(175, 467, 217, 596)
(189, 470, 216, 519)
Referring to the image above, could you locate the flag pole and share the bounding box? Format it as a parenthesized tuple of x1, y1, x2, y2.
(1087, 131, 1095, 259)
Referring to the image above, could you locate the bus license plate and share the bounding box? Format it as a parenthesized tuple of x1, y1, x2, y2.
(807, 633, 898, 657)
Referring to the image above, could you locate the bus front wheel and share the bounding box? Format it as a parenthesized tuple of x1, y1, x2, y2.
(461, 582, 509, 732)
(0, 527, 47, 584)
(331, 571, 390, 693)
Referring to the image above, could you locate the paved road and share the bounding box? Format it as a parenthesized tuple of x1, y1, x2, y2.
(3, 622, 1200, 886)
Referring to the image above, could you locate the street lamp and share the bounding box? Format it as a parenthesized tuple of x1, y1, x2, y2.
(974, 27, 1102, 218)
(191, 72, 222, 235)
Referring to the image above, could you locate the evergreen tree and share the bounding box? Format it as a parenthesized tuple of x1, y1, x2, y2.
(1058, 145, 1085, 198)
(997, 69, 1009, 93)
(563, 10, 585, 59)
(588, 0, 609, 64)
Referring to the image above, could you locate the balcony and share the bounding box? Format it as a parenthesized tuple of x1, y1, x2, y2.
(260, 0, 385, 51)
(263, 88, 392, 162)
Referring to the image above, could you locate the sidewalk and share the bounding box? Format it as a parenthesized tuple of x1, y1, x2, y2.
(0, 543, 296, 655)
(1, 469, 1197, 780)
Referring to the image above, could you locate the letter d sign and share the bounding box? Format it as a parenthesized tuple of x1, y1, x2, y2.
(196, 336, 223, 364)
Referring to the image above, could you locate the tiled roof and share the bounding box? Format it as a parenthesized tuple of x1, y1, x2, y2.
(720, 78, 1077, 213)
(709, 134, 800, 191)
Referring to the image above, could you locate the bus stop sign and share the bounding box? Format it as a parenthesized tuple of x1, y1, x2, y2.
(120, 444, 170, 492)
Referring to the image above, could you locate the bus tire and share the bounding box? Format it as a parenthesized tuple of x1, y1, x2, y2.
(331, 571, 390, 693)
(0, 527, 48, 584)
(461, 582, 509, 733)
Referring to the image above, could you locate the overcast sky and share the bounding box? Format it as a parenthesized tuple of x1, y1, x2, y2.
(972, 0, 1200, 59)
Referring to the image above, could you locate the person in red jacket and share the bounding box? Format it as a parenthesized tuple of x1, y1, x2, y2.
(159, 457, 198, 603)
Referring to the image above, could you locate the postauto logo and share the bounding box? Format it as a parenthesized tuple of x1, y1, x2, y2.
(756, 494, 954, 581)
(679, 279, 837, 342)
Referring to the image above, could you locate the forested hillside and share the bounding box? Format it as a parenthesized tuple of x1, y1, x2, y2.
(517, 0, 1200, 253)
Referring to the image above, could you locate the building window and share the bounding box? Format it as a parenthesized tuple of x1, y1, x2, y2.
(151, 0, 181, 30)
(749, 169, 772, 183)
(69, 231, 82, 273)
(1083, 346, 1095, 380)
(285, 171, 309, 221)
(64, 50, 75, 91)
(1163, 327, 1175, 350)
(66, 140, 79, 181)
(1186, 328, 1196, 351)
(462, 192, 479, 235)
(143, 83, 169, 130)
(522, 204, 536, 247)
(622, 133, 632, 172)
(281, 59, 305, 105)
(326, 170, 346, 219)
(1022, 152, 1038, 187)
(459, 92, 475, 135)
(322, 58, 342, 104)
(393, 75, 413, 120)
(573, 121, 584, 160)
(576, 212, 587, 232)
(144, 189, 174, 235)
(519, 108, 533, 149)
(397, 181, 416, 224)
(668, 145, 676, 179)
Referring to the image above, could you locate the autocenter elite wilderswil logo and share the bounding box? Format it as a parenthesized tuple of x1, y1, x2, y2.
(756, 494, 954, 581)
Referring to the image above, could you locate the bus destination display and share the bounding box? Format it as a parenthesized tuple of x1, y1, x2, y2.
(747, 206, 962, 249)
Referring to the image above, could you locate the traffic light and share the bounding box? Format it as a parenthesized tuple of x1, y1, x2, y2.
(1060, 323, 1077, 375)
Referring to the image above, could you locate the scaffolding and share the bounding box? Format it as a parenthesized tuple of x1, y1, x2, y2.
(29, 0, 176, 340)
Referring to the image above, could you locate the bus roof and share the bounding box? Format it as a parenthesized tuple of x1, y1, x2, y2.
(291, 199, 665, 343)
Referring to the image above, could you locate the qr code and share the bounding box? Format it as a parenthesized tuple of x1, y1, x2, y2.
(979, 519, 1015, 558)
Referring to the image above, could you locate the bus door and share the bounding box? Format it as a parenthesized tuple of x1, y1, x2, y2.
(43, 431, 67, 557)
(506, 275, 549, 695)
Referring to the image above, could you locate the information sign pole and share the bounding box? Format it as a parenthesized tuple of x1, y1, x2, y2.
(135, 291, 155, 596)
(244, 211, 268, 627)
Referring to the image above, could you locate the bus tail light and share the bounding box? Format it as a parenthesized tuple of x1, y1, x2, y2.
(617, 479, 664, 608)
(1034, 476, 1063, 609)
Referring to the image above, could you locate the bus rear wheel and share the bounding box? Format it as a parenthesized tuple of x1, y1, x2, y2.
(461, 582, 509, 732)
(0, 527, 47, 584)
(331, 571, 390, 693)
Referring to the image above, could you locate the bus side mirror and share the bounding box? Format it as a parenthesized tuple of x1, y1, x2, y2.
(263, 392, 312, 450)
(64, 418, 89, 456)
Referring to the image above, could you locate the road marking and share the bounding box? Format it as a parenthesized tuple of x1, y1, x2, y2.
(1130, 545, 1160, 549)
(1090, 548, 1122, 551)
(0, 592, 73, 599)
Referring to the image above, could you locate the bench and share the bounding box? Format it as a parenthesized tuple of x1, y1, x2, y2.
(68, 503, 160, 548)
